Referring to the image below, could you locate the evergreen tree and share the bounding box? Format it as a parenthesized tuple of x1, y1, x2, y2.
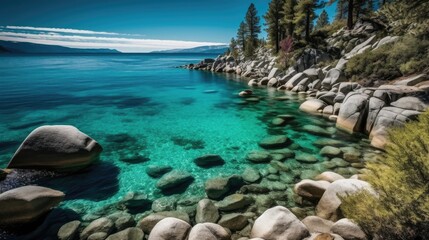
(229, 37, 239, 60)
(264, 0, 286, 53)
(315, 9, 330, 29)
(245, 3, 261, 47)
(293, 0, 324, 41)
(236, 21, 249, 51)
(334, 0, 347, 20)
(281, 0, 297, 36)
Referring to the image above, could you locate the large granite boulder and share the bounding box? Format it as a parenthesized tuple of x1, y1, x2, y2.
(148, 217, 191, 240)
(295, 48, 331, 72)
(7, 125, 102, 171)
(316, 179, 373, 221)
(294, 180, 331, 199)
(286, 73, 308, 90)
(139, 211, 190, 234)
(331, 218, 367, 240)
(370, 106, 422, 149)
(300, 99, 327, 115)
(321, 69, 346, 91)
(188, 223, 230, 240)
(251, 206, 310, 240)
(0, 186, 64, 225)
(336, 93, 370, 133)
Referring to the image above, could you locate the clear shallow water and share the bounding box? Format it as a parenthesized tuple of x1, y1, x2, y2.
(0, 53, 371, 221)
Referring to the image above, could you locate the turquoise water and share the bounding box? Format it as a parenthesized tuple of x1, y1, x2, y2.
(0, 54, 370, 221)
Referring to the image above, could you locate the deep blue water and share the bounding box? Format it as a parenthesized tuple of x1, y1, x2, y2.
(0, 53, 370, 222)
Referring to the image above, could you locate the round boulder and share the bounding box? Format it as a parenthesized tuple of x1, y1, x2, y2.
(188, 223, 230, 240)
(0, 185, 64, 225)
(156, 170, 194, 191)
(294, 180, 331, 199)
(148, 217, 191, 240)
(7, 125, 102, 171)
(251, 206, 310, 240)
(106, 227, 144, 240)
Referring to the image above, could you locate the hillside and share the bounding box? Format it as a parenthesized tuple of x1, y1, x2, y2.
(0, 41, 121, 54)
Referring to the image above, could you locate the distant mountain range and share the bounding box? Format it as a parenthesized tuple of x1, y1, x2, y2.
(0, 41, 121, 54)
(151, 45, 229, 54)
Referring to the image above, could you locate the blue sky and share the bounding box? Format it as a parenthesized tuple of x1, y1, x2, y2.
(0, 0, 336, 52)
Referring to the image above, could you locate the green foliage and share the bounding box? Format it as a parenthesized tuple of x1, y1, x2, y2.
(281, 0, 297, 36)
(229, 38, 239, 61)
(293, 0, 324, 41)
(244, 39, 256, 59)
(345, 36, 429, 82)
(315, 10, 330, 30)
(236, 21, 249, 52)
(341, 110, 429, 239)
(264, 0, 286, 53)
(377, 0, 429, 37)
(320, 19, 347, 35)
(245, 3, 261, 47)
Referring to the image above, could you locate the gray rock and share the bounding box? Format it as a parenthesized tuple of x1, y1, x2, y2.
(242, 167, 261, 183)
(336, 92, 370, 133)
(302, 216, 334, 233)
(345, 35, 376, 59)
(218, 213, 248, 231)
(268, 67, 281, 79)
(390, 96, 428, 111)
(7, 125, 102, 171)
(258, 135, 290, 149)
(331, 218, 367, 240)
(156, 170, 194, 190)
(394, 74, 427, 86)
(81, 218, 114, 240)
(320, 146, 342, 157)
(318, 92, 337, 105)
(303, 125, 333, 136)
(196, 199, 219, 223)
(204, 175, 244, 200)
(148, 217, 191, 240)
(88, 232, 108, 240)
(313, 138, 344, 147)
(296, 153, 318, 163)
(138, 211, 190, 234)
(194, 154, 225, 167)
(372, 36, 399, 49)
(188, 223, 230, 240)
(146, 165, 172, 178)
(0, 185, 64, 225)
(246, 151, 272, 163)
(106, 227, 144, 240)
(58, 220, 81, 240)
(294, 180, 331, 199)
(321, 69, 346, 91)
(316, 180, 373, 221)
(300, 99, 327, 115)
(152, 196, 177, 212)
(119, 191, 151, 210)
(286, 73, 308, 90)
(215, 194, 253, 211)
(115, 215, 136, 231)
(315, 172, 345, 183)
(251, 206, 310, 240)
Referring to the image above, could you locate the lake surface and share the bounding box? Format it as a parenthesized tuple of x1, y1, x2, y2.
(0, 53, 373, 235)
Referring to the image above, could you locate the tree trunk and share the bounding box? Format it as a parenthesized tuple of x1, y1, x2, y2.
(348, 0, 354, 30)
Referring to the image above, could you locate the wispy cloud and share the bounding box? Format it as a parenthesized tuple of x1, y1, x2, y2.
(0, 26, 226, 53)
(4, 26, 120, 35)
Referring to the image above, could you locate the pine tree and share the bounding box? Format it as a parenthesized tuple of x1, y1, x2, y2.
(293, 0, 324, 41)
(281, 0, 297, 37)
(264, 0, 286, 53)
(229, 37, 239, 60)
(245, 3, 261, 47)
(334, 0, 347, 20)
(236, 21, 249, 51)
(315, 9, 330, 29)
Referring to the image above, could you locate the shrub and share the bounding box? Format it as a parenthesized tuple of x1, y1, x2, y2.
(341, 110, 429, 239)
(345, 36, 429, 84)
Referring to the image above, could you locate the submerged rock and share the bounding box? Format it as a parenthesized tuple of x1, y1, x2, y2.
(194, 154, 225, 167)
(258, 135, 290, 149)
(7, 125, 102, 171)
(146, 165, 172, 178)
(139, 211, 190, 234)
(156, 170, 194, 191)
(218, 213, 248, 231)
(0, 185, 64, 225)
(246, 151, 272, 163)
(215, 194, 253, 211)
(204, 175, 244, 200)
(251, 206, 309, 240)
(242, 166, 261, 183)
